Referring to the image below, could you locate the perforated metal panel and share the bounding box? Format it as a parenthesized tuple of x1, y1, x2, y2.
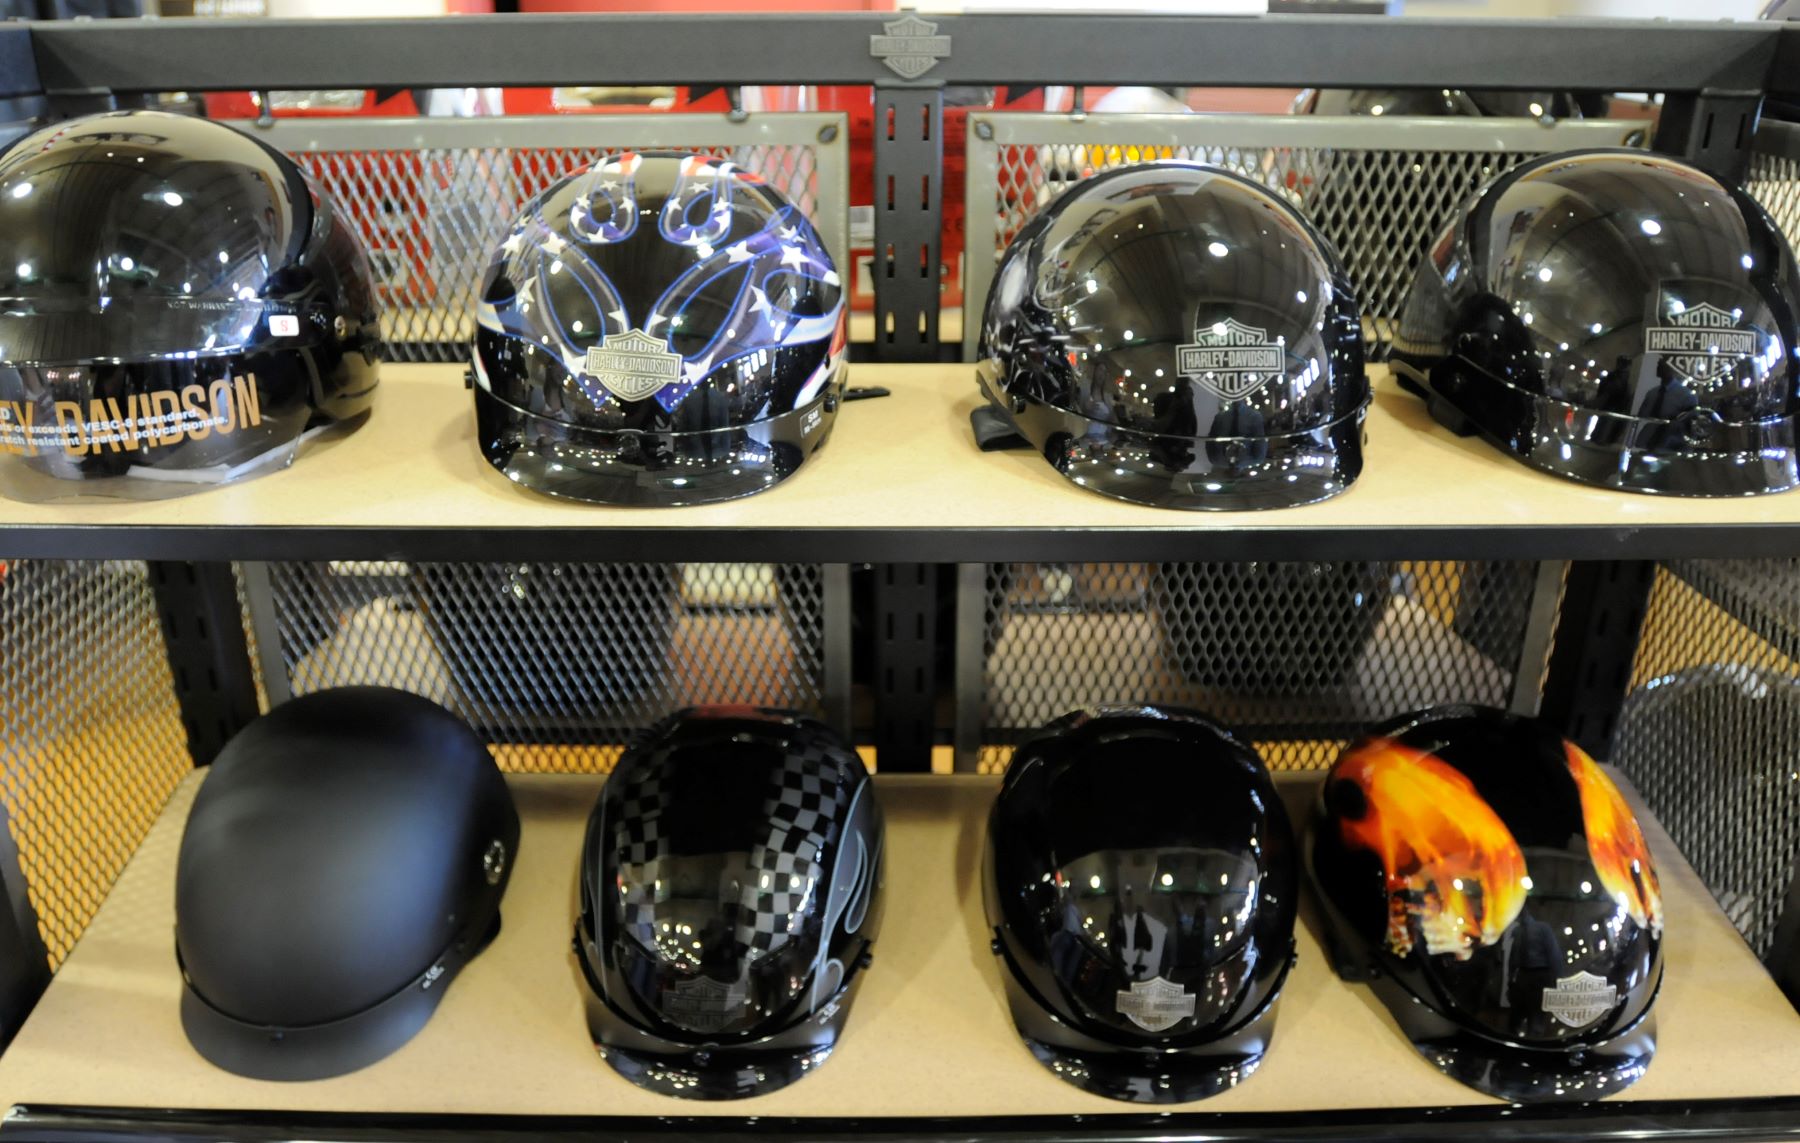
(1748, 132, 1800, 254)
(963, 113, 1646, 360)
(250, 114, 848, 363)
(0, 561, 190, 966)
(1616, 560, 1800, 957)
(243, 561, 837, 773)
(961, 560, 1558, 774)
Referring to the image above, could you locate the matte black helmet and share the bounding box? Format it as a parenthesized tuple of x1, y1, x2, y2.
(1309, 705, 1664, 1102)
(0, 110, 380, 500)
(175, 687, 519, 1081)
(976, 161, 1369, 510)
(473, 151, 847, 507)
(577, 706, 883, 1099)
(1391, 149, 1800, 497)
(984, 706, 1298, 1103)
(1292, 89, 1582, 120)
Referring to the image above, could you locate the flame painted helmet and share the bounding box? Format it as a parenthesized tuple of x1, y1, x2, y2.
(473, 151, 847, 507)
(1391, 149, 1800, 497)
(576, 706, 883, 1099)
(984, 706, 1298, 1103)
(975, 161, 1369, 511)
(1309, 705, 1664, 1102)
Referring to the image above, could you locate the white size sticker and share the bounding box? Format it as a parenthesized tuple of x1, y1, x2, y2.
(269, 314, 300, 337)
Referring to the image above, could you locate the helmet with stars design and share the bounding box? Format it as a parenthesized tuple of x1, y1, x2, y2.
(472, 151, 848, 506)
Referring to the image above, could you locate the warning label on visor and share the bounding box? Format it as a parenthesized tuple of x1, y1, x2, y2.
(0, 373, 265, 458)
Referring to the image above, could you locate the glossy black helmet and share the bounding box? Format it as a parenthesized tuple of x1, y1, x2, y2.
(0, 110, 380, 501)
(976, 161, 1368, 510)
(473, 151, 847, 507)
(577, 706, 883, 1099)
(984, 706, 1298, 1103)
(1291, 89, 1582, 120)
(1391, 149, 1800, 497)
(1309, 705, 1664, 1102)
(175, 687, 519, 1081)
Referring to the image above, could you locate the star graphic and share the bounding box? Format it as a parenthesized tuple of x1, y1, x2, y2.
(598, 179, 621, 192)
(822, 269, 841, 287)
(779, 225, 800, 242)
(725, 243, 753, 264)
(540, 232, 568, 256)
(608, 309, 629, 328)
(748, 285, 773, 316)
(646, 313, 667, 329)
(683, 351, 717, 382)
(695, 243, 714, 259)
(780, 244, 807, 270)
(500, 228, 526, 256)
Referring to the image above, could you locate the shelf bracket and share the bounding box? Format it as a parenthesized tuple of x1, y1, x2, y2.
(1537, 560, 1656, 762)
(147, 561, 262, 767)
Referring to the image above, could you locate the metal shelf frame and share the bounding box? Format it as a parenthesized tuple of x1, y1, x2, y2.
(2, 10, 1800, 1140)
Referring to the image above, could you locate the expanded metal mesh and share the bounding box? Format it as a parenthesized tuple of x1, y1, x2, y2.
(974, 560, 1549, 773)
(1616, 560, 1800, 957)
(255, 561, 827, 772)
(0, 561, 190, 966)
(291, 143, 821, 362)
(991, 143, 1549, 354)
(1747, 148, 1800, 255)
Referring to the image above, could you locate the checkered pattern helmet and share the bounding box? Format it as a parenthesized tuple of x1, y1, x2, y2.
(577, 706, 883, 1099)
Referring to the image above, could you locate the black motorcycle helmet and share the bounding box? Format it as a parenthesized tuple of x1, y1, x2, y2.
(473, 151, 847, 507)
(175, 687, 519, 1081)
(984, 706, 1298, 1104)
(976, 161, 1368, 511)
(576, 706, 883, 1099)
(1310, 705, 1665, 1103)
(1291, 89, 1583, 120)
(1391, 149, 1800, 497)
(0, 110, 380, 501)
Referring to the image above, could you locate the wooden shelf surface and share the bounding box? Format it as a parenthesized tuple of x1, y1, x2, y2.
(0, 769, 1794, 1118)
(2, 364, 1800, 562)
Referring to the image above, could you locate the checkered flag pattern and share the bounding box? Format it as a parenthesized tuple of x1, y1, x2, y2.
(728, 744, 849, 956)
(615, 767, 669, 950)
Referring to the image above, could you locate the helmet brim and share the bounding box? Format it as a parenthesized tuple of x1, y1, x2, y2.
(1393, 354, 1800, 498)
(473, 380, 841, 508)
(995, 946, 1286, 1104)
(1369, 969, 1657, 1103)
(977, 364, 1366, 511)
(580, 952, 867, 1100)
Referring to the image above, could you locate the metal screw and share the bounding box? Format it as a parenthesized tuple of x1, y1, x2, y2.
(974, 120, 994, 141)
(818, 124, 839, 144)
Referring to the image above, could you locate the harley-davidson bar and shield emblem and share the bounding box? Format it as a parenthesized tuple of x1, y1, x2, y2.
(1541, 970, 1618, 1029)
(1177, 317, 1285, 402)
(1643, 301, 1757, 384)
(584, 329, 682, 402)
(1114, 975, 1197, 1033)
(869, 15, 951, 80)
(666, 975, 748, 1034)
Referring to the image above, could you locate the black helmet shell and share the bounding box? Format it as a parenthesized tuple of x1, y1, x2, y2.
(977, 161, 1368, 511)
(577, 706, 883, 1099)
(1309, 704, 1664, 1102)
(474, 151, 847, 507)
(984, 706, 1298, 1103)
(175, 687, 519, 1081)
(0, 110, 380, 500)
(1391, 149, 1800, 497)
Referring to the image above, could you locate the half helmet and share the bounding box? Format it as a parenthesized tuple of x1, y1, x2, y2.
(984, 706, 1298, 1103)
(576, 706, 883, 1098)
(976, 161, 1369, 510)
(1309, 704, 1664, 1102)
(473, 151, 847, 506)
(0, 110, 380, 500)
(1391, 149, 1800, 497)
(175, 687, 519, 1081)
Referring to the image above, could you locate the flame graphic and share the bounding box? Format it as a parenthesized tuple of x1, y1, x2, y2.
(1566, 743, 1664, 936)
(1335, 738, 1529, 960)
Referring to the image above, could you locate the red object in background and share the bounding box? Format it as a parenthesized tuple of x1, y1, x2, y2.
(204, 89, 434, 306)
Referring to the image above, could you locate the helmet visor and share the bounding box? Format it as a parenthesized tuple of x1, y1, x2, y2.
(979, 361, 1365, 511)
